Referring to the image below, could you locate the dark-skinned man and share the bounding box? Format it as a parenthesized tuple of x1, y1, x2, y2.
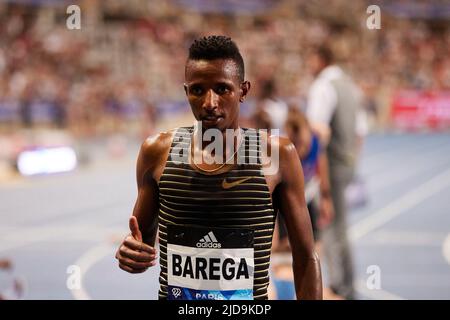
(115, 35, 322, 300)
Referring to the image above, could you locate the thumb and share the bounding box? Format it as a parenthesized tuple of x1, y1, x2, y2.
(129, 216, 143, 242)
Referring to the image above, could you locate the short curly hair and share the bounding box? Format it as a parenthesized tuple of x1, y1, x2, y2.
(187, 35, 245, 81)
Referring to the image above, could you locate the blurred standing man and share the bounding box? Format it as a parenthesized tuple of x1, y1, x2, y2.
(253, 79, 289, 132)
(115, 36, 322, 300)
(306, 45, 363, 300)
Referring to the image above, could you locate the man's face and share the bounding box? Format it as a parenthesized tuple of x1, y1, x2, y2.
(184, 59, 250, 131)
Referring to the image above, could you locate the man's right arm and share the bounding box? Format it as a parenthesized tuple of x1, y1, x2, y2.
(132, 135, 164, 246)
(115, 131, 173, 273)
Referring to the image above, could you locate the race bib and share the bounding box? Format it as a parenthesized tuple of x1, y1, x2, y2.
(167, 225, 254, 300)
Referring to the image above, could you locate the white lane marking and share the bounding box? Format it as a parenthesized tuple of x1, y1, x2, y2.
(70, 244, 113, 300)
(70, 242, 161, 300)
(349, 167, 450, 241)
(362, 138, 447, 176)
(0, 223, 126, 300)
(355, 280, 405, 300)
(351, 167, 450, 300)
(442, 233, 450, 266)
(369, 151, 450, 192)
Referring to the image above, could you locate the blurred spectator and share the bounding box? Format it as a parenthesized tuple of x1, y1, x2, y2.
(270, 107, 336, 300)
(0, 258, 24, 300)
(306, 45, 362, 300)
(252, 79, 288, 132)
(251, 107, 273, 131)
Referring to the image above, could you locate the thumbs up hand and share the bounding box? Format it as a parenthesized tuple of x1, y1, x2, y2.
(129, 216, 143, 242)
(115, 216, 157, 273)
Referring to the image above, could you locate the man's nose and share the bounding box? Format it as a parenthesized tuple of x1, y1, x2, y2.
(202, 89, 219, 111)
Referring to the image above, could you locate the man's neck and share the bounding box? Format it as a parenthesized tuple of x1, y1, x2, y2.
(192, 124, 243, 164)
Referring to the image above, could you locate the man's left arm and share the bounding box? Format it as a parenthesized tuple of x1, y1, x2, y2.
(275, 137, 323, 300)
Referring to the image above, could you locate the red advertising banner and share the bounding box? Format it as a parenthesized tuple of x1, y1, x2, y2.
(391, 90, 450, 130)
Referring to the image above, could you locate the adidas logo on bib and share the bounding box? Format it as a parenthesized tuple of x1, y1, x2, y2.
(196, 231, 221, 248)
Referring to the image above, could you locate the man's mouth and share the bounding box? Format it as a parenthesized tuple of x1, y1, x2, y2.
(202, 115, 223, 122)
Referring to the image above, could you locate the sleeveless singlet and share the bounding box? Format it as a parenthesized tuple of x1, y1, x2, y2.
(157, 126, 276, 300)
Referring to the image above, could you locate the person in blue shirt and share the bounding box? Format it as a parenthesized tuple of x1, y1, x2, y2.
(271, 107, 336, 299)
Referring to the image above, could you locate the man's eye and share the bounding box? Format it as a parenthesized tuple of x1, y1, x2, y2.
(216, 85, 229, 94)
(190, 87, 203, 95)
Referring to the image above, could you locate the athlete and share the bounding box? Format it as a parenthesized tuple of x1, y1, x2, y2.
(270, 107, 334, 299)
(282, 107, 334, 243)
(115, 35, 322, 300)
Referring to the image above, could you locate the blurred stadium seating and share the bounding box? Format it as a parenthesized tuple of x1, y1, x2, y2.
(1, 0, 449, 134)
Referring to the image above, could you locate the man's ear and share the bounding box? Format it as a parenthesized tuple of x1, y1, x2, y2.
(183, 83, 188, 96)
(239, 81, 251, 102)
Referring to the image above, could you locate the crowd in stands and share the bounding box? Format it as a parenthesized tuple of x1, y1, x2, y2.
(0, 1, 448, 136)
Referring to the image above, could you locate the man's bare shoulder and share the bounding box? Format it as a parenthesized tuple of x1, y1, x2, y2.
(139, 129, 177, 166)
(142, 129, 176, 153)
